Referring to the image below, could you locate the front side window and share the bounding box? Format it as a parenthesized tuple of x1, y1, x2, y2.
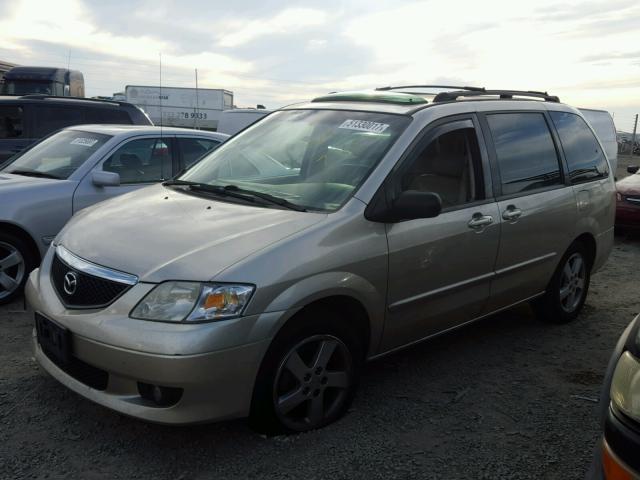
(0, 106, 23, 139)
(103, 138, 173, 184)
(487, 112, 562, 196)
(401, 126, 482, 208)
(2, 129, 111, 179)
(550, 111, 609, 183)
(179, 110, 411, 211)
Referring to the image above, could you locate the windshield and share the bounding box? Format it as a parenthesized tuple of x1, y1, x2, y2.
(3, 80, 63, 96)
(179, 109, 410, 211)
(3, 130, 112, 179)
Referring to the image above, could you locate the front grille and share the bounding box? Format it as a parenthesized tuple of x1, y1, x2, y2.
(42, 347, 109, 390)
(625, 195, 640, 205)
(51, 253, 132, 309)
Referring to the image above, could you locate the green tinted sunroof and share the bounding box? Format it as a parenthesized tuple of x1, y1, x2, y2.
(312, 90, 428, 105)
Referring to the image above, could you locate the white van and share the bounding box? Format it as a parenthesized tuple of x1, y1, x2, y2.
(217, 109, 271, 135)
(579, 109, 618, 175)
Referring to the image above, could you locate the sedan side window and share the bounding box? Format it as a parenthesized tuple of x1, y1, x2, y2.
(178, 138, 220, 169)
(401, 127, 482, 209)
(103, 138, 173, 184)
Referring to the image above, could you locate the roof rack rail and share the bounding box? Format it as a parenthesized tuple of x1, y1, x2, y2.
(376, 85, 485, 93)
(433, 89, 560, 103)
(18, 94, 128, 106)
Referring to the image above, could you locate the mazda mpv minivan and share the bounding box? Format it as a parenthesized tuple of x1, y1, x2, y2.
(27, 86, 615, 433)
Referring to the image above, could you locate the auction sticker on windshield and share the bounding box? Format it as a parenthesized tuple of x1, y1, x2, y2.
(70, 138, 99, 147)
(339, 119, 389, 134)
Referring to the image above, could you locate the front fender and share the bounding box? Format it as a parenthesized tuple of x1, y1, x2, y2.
(261, 271, 386, 357)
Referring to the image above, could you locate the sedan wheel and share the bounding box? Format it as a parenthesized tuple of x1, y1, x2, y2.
(273, 334, 354, 431)
(559, 252, 587, 313)
(0, 241, 25, 302)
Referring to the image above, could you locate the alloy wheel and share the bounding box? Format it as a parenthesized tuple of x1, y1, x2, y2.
(0, 241, 25, 301)
(273, 334, 353, 431)
(559, 252, 586, 313)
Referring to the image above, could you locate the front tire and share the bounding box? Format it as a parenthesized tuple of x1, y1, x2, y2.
(0, 233, 35, 305)
(249, 309, 363, 435)
(533, 242, 591, 323)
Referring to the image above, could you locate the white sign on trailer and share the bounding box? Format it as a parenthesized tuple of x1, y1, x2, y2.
(125, 85, 233, 130)
(142, 105, 224, 130)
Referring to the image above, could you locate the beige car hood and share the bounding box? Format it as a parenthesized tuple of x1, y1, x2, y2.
(58, 184, 326, 283)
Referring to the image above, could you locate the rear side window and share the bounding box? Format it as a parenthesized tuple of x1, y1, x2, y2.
(178, 137, 221, 168)
(84, 107, 133, 125)
(0, 106, 23, 138)
(550, 111, 608, 184)
(487, 113, 561, 196)
(32, 106, 83, 137)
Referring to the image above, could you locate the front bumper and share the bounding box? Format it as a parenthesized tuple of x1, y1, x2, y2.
(33, 329, 269, 424)
(25, 250, 286, 425)
(615, 202, 640, 229)
(602, 407, 640, 479)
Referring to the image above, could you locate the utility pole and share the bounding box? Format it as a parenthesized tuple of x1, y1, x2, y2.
(194, 68, 199, 130)
(632, 114, 638, 157)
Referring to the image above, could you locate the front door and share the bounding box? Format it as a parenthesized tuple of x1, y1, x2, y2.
(382, 117, 500, 352)
(73, 136, 175, 213)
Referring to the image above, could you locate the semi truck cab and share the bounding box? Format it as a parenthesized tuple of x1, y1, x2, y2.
(2, 67, 84, 97)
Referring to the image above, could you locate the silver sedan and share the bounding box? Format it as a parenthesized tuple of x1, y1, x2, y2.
(0, 125, 228, 304)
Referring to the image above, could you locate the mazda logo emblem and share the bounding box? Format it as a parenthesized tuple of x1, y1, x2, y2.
(63, 271, 78, 295)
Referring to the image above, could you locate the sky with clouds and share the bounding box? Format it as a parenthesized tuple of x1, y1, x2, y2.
(1, 0, 639, 131)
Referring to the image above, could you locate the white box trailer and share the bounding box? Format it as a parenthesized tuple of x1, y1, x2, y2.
(125, 85, 233, 130)
(217, 109, 272, 135)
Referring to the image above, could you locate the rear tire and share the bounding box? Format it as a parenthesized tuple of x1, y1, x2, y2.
(249, 308, 363, 435)
(0, 232, 36, 305)
(532, 242, 591, 324)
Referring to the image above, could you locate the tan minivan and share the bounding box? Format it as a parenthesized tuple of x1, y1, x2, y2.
(27, 87, 615, 433)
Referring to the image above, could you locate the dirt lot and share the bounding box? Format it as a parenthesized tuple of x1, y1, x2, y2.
(1, 159, 639, 480)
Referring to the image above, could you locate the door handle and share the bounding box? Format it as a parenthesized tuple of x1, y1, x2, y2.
(468, 213, 493, 230)
(502, 205, 522, 221)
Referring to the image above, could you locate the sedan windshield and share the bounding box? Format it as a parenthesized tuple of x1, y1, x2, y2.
(179, 109, 411, 211)
(3, 130, 112, 179)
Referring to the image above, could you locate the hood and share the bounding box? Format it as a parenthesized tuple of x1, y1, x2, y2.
(58, 184, 327, 283)
(616, 174, 640, 195)
(0, 173, 60, 191)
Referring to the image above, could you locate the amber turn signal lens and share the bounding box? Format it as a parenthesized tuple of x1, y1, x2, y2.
(602, 440, 634, 480)
(203, 292, 227, 310)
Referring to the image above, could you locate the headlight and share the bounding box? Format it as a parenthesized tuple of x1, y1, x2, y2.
(131, 282, 254, 322)
(610, 351, 640, 422)
(616, 192, 622, 202)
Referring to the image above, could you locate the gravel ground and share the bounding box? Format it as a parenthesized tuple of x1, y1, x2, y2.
(1, 158, 639, 480)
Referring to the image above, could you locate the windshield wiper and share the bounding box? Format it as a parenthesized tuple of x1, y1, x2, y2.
(163, 180, 307, 212)
(7, 169, 62, 180)
(221, 184, 308, 212)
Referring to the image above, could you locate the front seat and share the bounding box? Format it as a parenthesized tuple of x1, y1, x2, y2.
(119, 153, 143, 183)
(408, 135, 470, 207)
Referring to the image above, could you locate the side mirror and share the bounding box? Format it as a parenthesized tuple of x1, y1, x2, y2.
(392, 190, 442, 221)
(627, 165, 639, 174)
(367, 190, 442, 222)
(92, 170, 120, 187)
